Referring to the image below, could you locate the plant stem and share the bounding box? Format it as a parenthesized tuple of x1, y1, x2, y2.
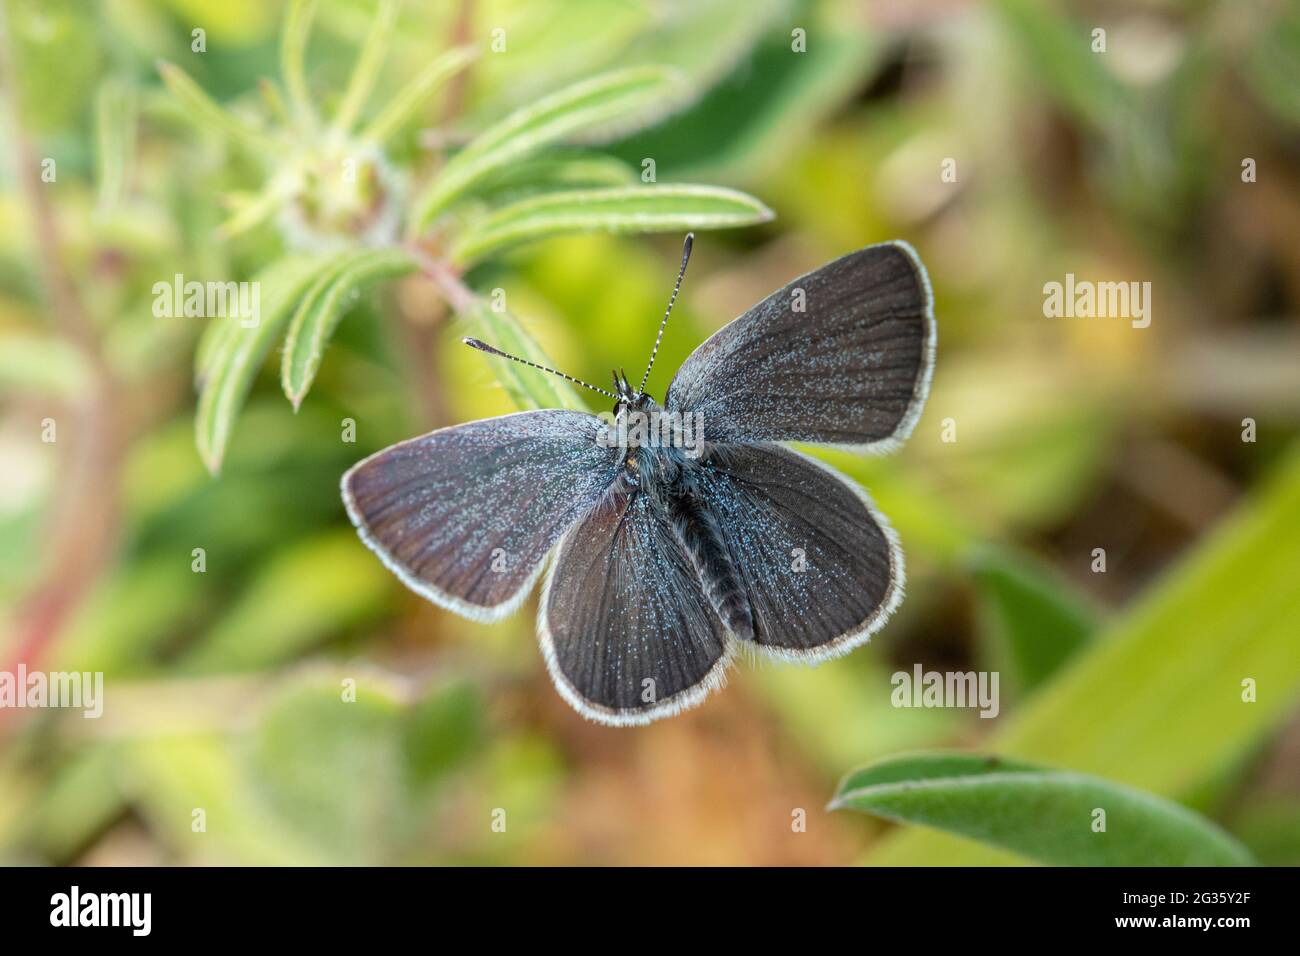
(390, 0, 479, 429)
(0, 0, 124, 732)
(404, 242, 479, 314)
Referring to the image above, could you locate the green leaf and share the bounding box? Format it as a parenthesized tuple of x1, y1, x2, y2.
(94, 78, 137, 215)
(992, 0, 1128, 131)
(156, 61, 278, 155)
(194, 253, 336, 474)
(215, 182, 294, 240)
(258, 77, 291, 126)
(403, 681, 485, 792)
(872, 443, 1300, 864)
(408, 66, 684, 233)
(249, 677, 407, 865)
(465, 302, 587, 412)
(468, 151, 639, 201)
(831, 753, 1254, 866)
(331, 0, 399, 135)
(194, 302, 240, 388)
(969, 544, 1098, 693)
(280, 247, 416, 409)
(126, 733, 319, 865)
(360, 45, 479, 146)
(449, 184, 773, 265)
(281, 0, 319, 129)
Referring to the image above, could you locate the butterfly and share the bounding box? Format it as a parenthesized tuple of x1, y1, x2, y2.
(342, 235, 935, 725)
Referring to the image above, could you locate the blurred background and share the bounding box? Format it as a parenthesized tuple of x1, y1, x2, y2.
(1, 0, 1298, 866)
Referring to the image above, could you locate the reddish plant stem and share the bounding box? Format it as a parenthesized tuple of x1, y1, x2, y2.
(393, 0, 479, 429)
(0, 5, 124, 730)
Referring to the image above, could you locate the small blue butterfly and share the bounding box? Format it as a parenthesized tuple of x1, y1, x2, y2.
(343, 236, 935, 725)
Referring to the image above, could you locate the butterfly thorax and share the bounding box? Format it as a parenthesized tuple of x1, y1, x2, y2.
(622, 438, 756, 644)
(603, 381, 755, 642)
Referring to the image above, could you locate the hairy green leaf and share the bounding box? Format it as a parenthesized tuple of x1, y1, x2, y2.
(360, 45, 479, 145)
(157, 61, 278, 155)
(832, 752, 1254, 866)
(468, 151, 639, 202)
(194, 254, 337, 474)
(331, 0, 399, 134)
(94, 79, 137, 215)
(281, 0, 319, 128)
(466, 303, 587, 412)
(281, 247, 416, 409)
(408, 66, 683, 233)
(450, 184, 773, 265)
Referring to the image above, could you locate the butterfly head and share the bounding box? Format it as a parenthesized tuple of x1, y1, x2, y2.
(611, 368, 650, 412)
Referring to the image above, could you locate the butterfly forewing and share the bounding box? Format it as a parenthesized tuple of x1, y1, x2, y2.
(666, 241, 934, 451)
(540, 489, 733, 725)
(696, 443, 901, 659)
(342, 409, 618, 620)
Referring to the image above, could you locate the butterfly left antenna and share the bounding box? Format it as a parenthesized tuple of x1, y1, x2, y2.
(637, 233, 693, 397)
(462, 338, 620, 400)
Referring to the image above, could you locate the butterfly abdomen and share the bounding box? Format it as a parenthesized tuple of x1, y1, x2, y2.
(667, 486, 755, 642)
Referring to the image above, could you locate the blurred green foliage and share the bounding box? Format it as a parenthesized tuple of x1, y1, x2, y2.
(0, 0, 1298, 866)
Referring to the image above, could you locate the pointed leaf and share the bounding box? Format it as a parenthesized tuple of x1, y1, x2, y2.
(450, 184, 772, 266)
(468, 151, 638, 202)
(157, 61, 278, 155)
(408, 66, 683, 233)
(281, 247, 417, 409)
(94, 79, 137, 215)
(360, 45, 479, 146)
(831, 753, 1254, 867)
(217, 183, 293, 240)
(281, 0, 320, 128)
(331, 0, 399, 134)
(465, 302, 587, 412)
(194, 254, 336, 474)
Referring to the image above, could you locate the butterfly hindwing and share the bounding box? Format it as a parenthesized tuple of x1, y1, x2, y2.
(342, 409, 619, 620)
(695, 443, 902, 659)
(665, 241, 934, 451)
(539, 488, 733, 725)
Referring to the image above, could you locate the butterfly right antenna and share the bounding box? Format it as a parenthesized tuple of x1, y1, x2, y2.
(637, 233, 693, 398)
(462, 337, 619, 401)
